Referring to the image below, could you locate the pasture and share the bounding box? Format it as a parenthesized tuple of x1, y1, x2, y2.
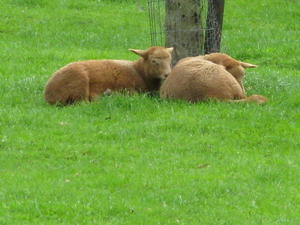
(1, 0, 299, 224)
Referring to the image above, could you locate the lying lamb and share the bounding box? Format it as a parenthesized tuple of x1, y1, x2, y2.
(160, 53, 267, 104)
(44, 46, 173, 105)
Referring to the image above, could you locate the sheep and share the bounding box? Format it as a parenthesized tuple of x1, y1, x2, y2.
(44, 46, 173, 105)
(160, 53, 267, 104)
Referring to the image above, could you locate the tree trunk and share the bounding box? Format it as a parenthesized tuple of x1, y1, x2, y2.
(165, 0, 204, 66)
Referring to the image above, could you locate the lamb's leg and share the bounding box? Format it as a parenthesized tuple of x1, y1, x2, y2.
(228, 95, 268, 104)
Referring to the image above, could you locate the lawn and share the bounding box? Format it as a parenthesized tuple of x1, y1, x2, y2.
(0, 0, 300, 224)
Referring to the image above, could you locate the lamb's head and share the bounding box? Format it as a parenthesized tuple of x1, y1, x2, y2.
(129, 46, 173, 81)
(199, 53, 257, 94)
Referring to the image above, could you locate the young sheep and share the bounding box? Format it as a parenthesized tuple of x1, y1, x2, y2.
(197, 53, 258, 95)
(44, 46, 173, 105)
(160, 53, 267, 104)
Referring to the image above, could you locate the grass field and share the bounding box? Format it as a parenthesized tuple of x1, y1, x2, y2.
(1, 0, 300, 224)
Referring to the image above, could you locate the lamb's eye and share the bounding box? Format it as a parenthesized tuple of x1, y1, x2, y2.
(152, 60, 159, 65)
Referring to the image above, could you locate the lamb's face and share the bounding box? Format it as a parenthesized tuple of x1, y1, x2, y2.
(130, 47, 173, 81)
(146, 47, 173, 80)
(227, 65, 246, 94)
(227, 61, 258, 95)
(148, 52, 172, 80)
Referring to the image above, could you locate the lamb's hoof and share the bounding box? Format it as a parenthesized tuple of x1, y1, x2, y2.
(103, 89, 112, 96)
(247, 95, 268, 104)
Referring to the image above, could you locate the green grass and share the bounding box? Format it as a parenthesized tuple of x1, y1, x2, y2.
(1, 0, 300, 224)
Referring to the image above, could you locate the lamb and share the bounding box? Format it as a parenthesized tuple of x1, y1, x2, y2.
(160, 53, 267, 104)
(44, 46, 173, 105)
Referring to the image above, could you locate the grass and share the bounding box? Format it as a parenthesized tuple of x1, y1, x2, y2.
(1, 0, 300, 224)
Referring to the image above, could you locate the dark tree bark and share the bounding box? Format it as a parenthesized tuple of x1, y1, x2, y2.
(204, 0, 225, 54)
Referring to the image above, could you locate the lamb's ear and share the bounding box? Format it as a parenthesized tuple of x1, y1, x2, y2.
(166, 47, 173, 53)
(129, 49, 147, 58)
(240, 61, 258, 68)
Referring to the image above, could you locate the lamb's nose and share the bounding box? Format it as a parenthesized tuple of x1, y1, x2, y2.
(164, 74, 169, 78)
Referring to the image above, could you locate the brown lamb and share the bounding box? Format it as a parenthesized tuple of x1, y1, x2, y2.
(44, 46, 173, 105)
(160, 53, 267, 104)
